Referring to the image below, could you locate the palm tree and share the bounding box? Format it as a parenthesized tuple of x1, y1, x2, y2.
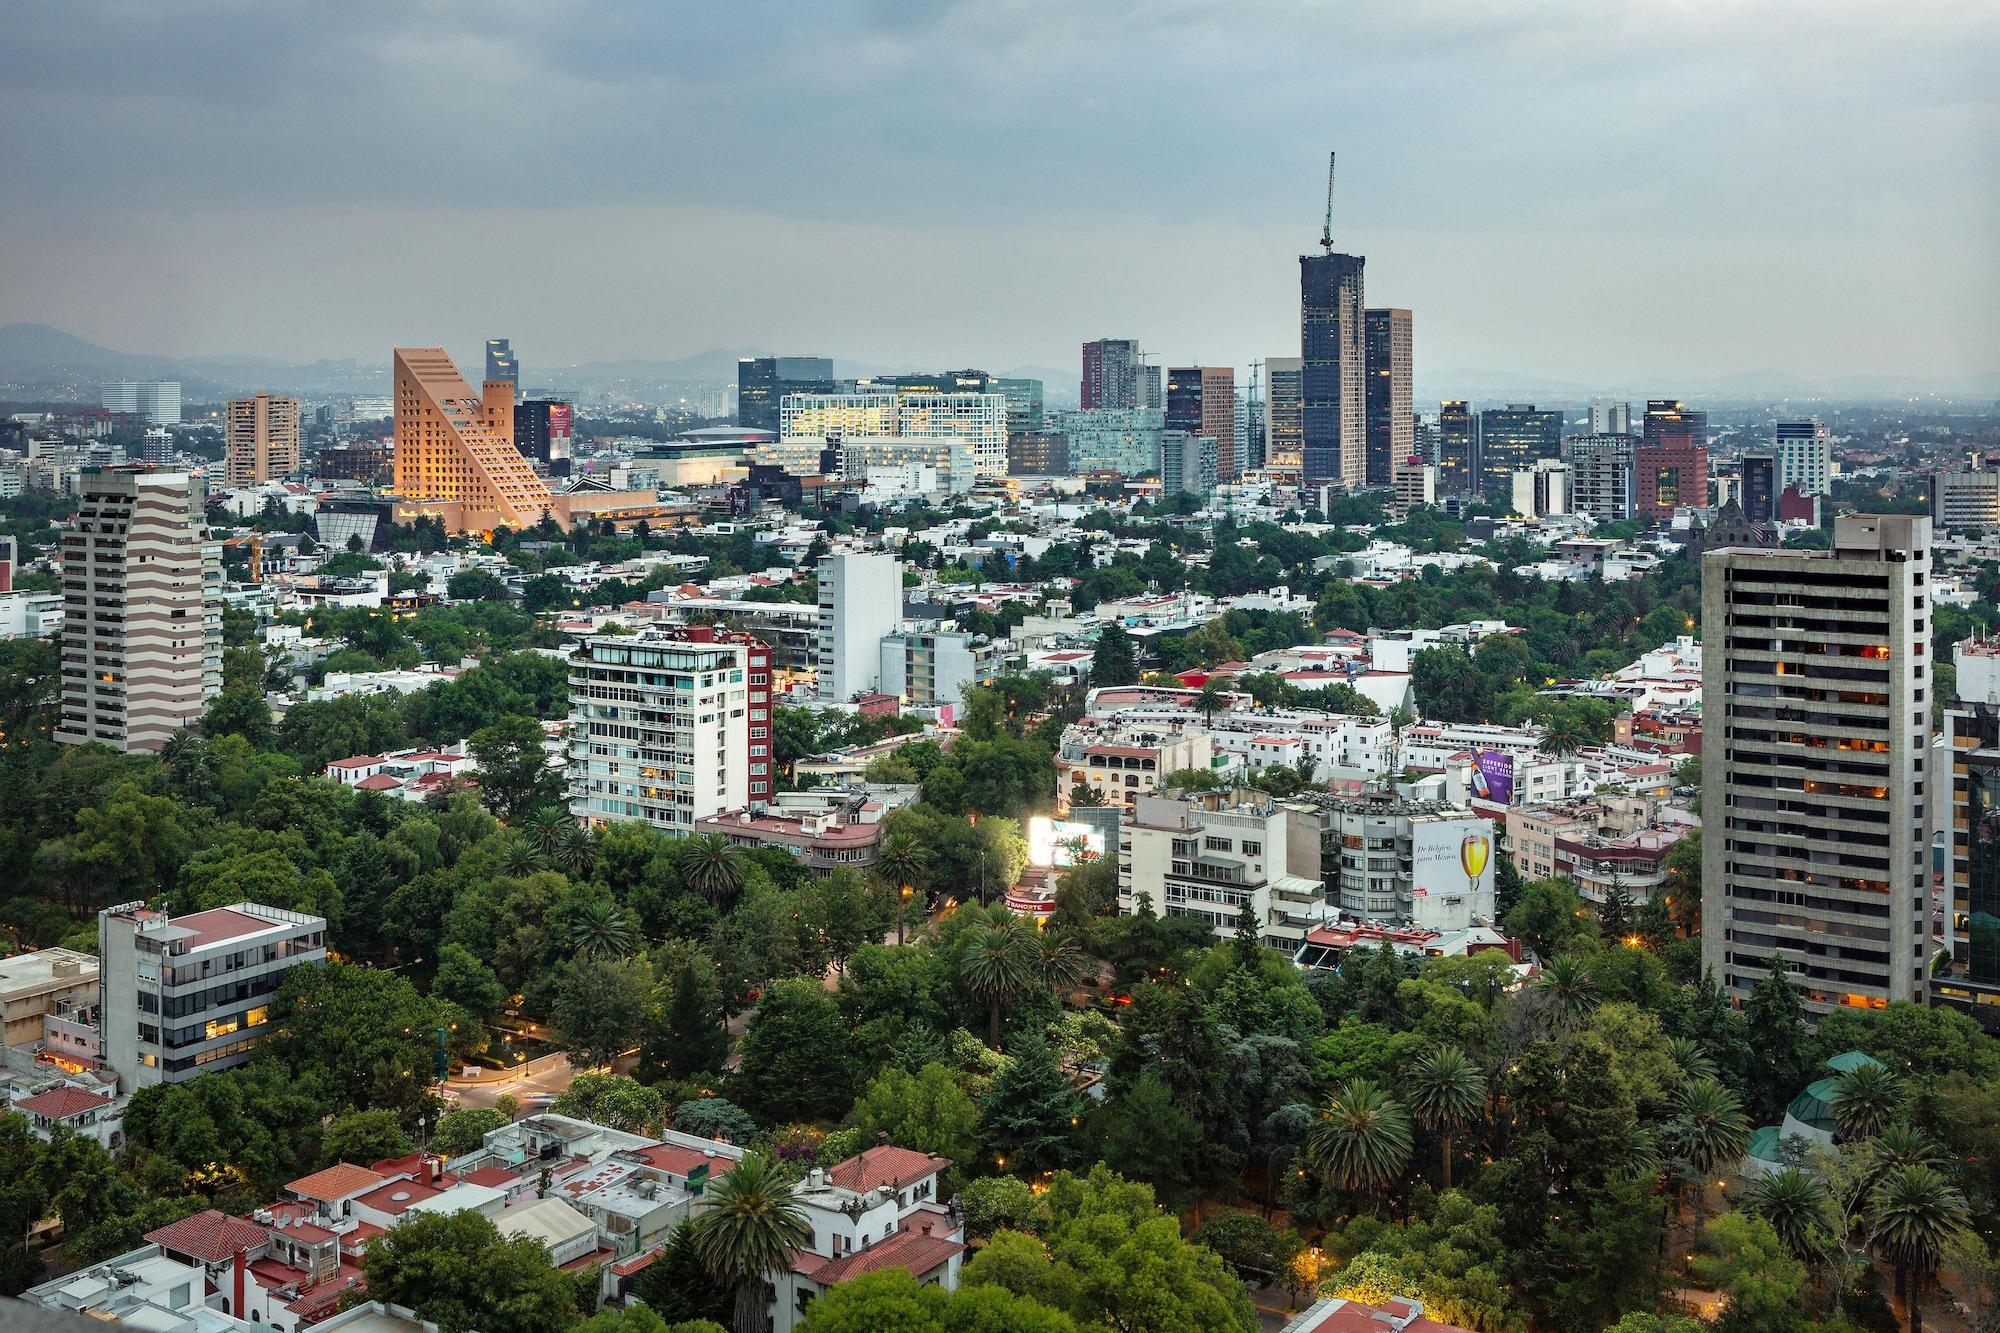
(1665, 1036, 1719, 1085)
(552, 823, 595, 877)
(1832, 1062, 1901, 1141)
(875, 833, 931, 943)
(1870, 1163, 1970, 1333)
(1306, 1078, 1414, 1212)
(1403, 1045, 1487, 1192)
(1034, 931, 1091, 999)
(525, 807, 569, 857)
(678, 833, 749, 903)
(497, 837, 542, 879)
(1666, 1078, 1751, 1195)
(685, 1152, 812, 1333)
(1539, 713, 1586, 758)
(1532, 954, 1600, 1028)
(958, 915, 1038, 1047)
(1745, 1166, 1833, 1262)
(1194, 682, 1226, 725)
(569, 900, 638, 961)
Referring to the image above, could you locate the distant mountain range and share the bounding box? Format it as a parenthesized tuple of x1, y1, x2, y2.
(0, 323, 1989, 406)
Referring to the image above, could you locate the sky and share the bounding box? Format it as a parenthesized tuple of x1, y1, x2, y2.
(1, 0, 1995, 390)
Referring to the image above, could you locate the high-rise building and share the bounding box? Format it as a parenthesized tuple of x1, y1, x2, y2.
(392, 346, 555, 532)
(1563, 433, 1635, 522)
(568, 626, 770, 830)
(780, 393, 1008, 478)
(1300, 251, 1366, 490)
(98, 900, 327, 1090)
(1701, 514, 1933, 1017)
(101, 382, 182, 426)
(139, 427, 175, 466)
(1264, 357, 1304, 473)
(223, 393, 301, 487)
(1136, 362, 1164, 411)
(1392, 458, 1436, 514)
(514, 399, 574, 477)
(737, 356, 836, 435)
(993, 378, 1044, 433)
(1939, 639, 2000, 1033)
(817, 553, 903, 702)
(1740, 454, 1778, 524)
(1436, 400, 1476, 495)
(1052, 408, 1164, 477)
(1475, 404, 1562, 496)
(1363, 308, 1413, 488)
(1774, 419, 1832, 497)
(1634, 400, 1709, 524)
(1081, 339, 1139, 410)
(1589, 398, 1632, 434)
(1161, 431, 1219, 498)
(1166, 367, 1236, 478)
(1929, 456, 2000, 532)
(1510, 459, 1571, 519)
(485, 338, 519, 394)
(1006, 430, 1069, 476)
(56, 469, 221, 754)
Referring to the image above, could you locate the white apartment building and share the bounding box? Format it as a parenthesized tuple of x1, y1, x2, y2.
(1510, 459, 1571, 519)
(1773, 419, 1832, 497)
(816, 553, 902, 701)
(780, 392, 1009, 478)
(98, 901, 328, 1091)
(1563, 433, 1635, 522)
(1117, 791, 1329, 948)
(56, 468, 222, 753)
(569, 631, 752, 831)
(1701, 514, 1932, 1017)
(879, 629, 1004, 710)
(1321, 795, 1498, 931)
(1392, 457, 1436, 513)
(753, 436, 979, 495)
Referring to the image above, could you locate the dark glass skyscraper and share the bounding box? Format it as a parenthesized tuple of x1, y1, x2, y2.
(1300, 251, 1366, 490)
(737, 356, 835, 434)
(1363, 308, 1412, 487)
(1476, 404, 1563, 496)
(515, 398, 574, 477)
(485, 339, 518, 392)
(1437, 400, 1476, 494)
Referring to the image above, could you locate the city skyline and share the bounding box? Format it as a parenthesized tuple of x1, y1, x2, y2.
(0, 2, 1994, 389)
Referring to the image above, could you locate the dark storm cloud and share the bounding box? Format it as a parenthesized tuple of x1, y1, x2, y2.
(0, 1, 1994, 384)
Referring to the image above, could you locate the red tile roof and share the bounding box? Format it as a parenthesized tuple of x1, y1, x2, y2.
(146, 1209, 272, 1262)
(825, 1146, 948, 1193)
(326, 755, 384, 769)
(460, 1165, 522, 1189)
(354, 774, 403, 791)
(610, 1250, 660, 1277)
(1288, 1296, 1473, 1333)
(631, 1143, 739, 1179)
(801, 1228, 963, 1286)
(14, 1086, 111, 1118)
(287, 1162, 388, 1202)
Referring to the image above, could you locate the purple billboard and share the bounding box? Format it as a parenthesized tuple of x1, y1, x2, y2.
(1470, 749, 1515, 805)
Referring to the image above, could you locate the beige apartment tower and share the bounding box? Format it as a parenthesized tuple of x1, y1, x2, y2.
(1700, 514, 1933, 1018)
(56, 469, 221, 753)
(224, 392, 302, 487)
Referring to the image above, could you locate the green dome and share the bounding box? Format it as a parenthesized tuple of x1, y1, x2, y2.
(1785, 1078, 1841, 1133)
(1746, 1126, 1783, 1163)
(1825, 1050, 1886, 1075)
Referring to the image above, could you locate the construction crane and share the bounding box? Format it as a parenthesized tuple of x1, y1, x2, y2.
(1319, 150, 1337, 252)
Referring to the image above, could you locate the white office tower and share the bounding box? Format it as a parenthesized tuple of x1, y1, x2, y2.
(1701, 514, 1933, 1018)
(1929, 455, 2000, 533)
(1774, 419, 1832, 497)
(56, 469, 222, 753)
(1589, 398, 1632, 434)
(779, 393, 1009, 478)
(1564, 433, 1636, 522)
(98, 901, 327, 1089)
(1510, 459, 1571, 519)
(816, 553, 902, 701)
(569, 631, 752, 830)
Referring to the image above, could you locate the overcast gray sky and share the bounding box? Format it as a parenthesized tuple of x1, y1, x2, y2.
(2, 0, 1994, 387)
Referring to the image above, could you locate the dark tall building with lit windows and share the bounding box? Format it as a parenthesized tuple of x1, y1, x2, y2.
(1082, 339, 1141, 410)
(1300, 251, 1366, 490)
(1437, 400, 1475, 495)
(485, 339, 518, 393)
(1475, 404, 1562, 496)
(1363, 308, 1412, 487)
(515, 398, 575, 477)
(737, 356, 835, 435)
(1940, 640, 2000, 1033)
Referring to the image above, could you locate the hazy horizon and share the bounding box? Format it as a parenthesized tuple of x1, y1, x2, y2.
(2, 1, 1994, 387)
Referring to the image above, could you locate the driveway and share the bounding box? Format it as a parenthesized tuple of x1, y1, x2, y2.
(448, 1053, 576, 1110)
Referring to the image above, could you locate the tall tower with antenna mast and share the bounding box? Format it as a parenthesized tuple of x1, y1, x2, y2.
(1299, 149, 1366, 494)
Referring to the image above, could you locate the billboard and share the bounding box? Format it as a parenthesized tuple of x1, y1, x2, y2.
(1470, 748, 1515, 805)
(547, 402, 573, 463)
(1409, 816, 1496, 931)
(1027, 815, 1108, 869)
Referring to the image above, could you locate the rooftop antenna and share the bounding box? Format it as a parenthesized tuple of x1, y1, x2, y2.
(1319, 151, 1337, 252)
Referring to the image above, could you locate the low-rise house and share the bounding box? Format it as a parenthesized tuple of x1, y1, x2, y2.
(1056, 723, 1216, 814)
(694, 786, 918, 874)
(776, 1144, 964, 1332)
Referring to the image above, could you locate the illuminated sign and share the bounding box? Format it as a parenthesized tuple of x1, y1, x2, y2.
(1027, 815, 1107, 869)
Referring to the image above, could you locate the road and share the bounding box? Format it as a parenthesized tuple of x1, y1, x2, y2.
(447, 1054, 576, 1110)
